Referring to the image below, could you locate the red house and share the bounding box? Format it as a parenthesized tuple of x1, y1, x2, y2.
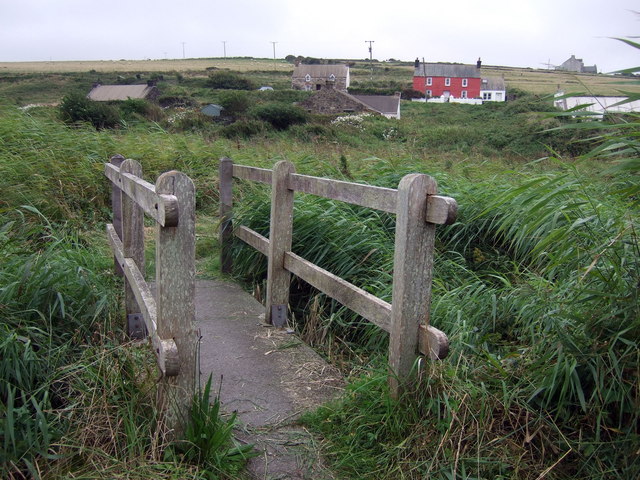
(413, 60, 482, 99)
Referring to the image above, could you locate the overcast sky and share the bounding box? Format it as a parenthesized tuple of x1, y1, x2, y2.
(1, 1, 638, 72)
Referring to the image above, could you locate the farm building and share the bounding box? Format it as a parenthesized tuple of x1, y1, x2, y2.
(554, 92, 640, 117)
(555, 55, 597, 74)
(87, 82, 159, 102)
(480, 76, 506, 102)
(413, 60, 482, 100)
(292, 64, 350, 92)
(297, 89, 401, 119)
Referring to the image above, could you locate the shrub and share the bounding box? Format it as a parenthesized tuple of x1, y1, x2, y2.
(250, 103, 308, 130)
(59, 92, 120, 130)
(206, 71, 255, 90)
(220, 119, 268, 139)
(218, 90, 251, 117)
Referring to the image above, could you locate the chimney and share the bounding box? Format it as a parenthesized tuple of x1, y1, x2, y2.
(147, 80, 156, 87)
(477, 57, 482, 69)
(414, 57, 420, 69)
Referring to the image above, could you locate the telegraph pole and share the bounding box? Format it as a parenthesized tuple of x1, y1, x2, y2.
(181, 42, 186, 59)
(365, 40, 375, 80)
(222, 41, 227, 59)
(270, 41, 278, 69)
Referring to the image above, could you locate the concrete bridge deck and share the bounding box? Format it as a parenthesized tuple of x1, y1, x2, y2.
(196, 279, 344, 479)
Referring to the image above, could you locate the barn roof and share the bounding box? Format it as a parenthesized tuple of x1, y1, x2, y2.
(414, 63, 480, 78)
(352, 94, 401, 117)
(292, 64, 349, 78)
(87, 84, 157, 101)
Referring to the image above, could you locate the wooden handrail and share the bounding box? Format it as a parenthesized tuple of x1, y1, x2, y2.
(220, 157, 457, 398)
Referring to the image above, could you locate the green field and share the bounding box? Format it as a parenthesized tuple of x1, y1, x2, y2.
(1, 56, 638, 479)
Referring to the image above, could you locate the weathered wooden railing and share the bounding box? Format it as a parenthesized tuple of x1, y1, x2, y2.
(219, 158, 457, 397)
(105, 154, 197, 435)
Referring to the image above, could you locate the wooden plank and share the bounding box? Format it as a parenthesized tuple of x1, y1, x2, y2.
(388, 173, 438, 399)
(219, 157, 234, 274)
(235, 225, 269, 256)
(265, 161, 295, 326)
(155, 170, 197, 438)
(284, 251, 392, 332)
(426, 195, 458, 225)
(106, 224, 179, 376)
(289, 173, 398, 213)
(110, 155, 125, 276)
(121, 159, 146, 338)
(104, 163, 179, 227)
(232, 164, 273, 184)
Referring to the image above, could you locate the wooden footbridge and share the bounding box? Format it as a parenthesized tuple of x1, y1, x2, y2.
(105, 154, 457, 478)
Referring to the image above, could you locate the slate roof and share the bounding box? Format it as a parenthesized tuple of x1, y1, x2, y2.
(414, 63, 480, 78)
(87, 84, 157, 101)
(352, 94, 400, 117)
(292, 64, 349, 78)
(480, 76, 506, 91)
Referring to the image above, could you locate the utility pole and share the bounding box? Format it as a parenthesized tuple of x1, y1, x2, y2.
(365, 40, 375, 80)
(181, 42, 186, 59)
(222, 41, 227, 59)
(270, 41, 278, 69)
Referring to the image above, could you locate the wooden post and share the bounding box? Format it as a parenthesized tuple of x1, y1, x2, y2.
(388, 174, 437, 399)
(265, 161, 295, 326)
(110, 154, 125, 276)
(120, 159, 146, 339)
(219, 157, 234, 274)
(155, 171, 197, 438)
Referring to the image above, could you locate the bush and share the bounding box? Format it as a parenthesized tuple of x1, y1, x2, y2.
(59, 92, 120, 130)
(218, 90, 251, 117)
(250, 103, 308, 130)
(206, 71, 255, 90)
(220, 119, 268, 139)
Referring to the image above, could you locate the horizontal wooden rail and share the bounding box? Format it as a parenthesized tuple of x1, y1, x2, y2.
(105, 163, 179, 227)
(107, 223, 179, 376)
(232, 164, 273, 184)
(289, 173, 398, 213)
(284, 251, 392, 331)
(235, 226, 269, 255)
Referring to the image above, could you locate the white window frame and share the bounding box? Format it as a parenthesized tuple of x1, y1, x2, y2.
(305, 74, 311, 82)
(462, 78, 468, 87)
(445, 77, 451, 86)
(461, 90, 467, 99)
(329, 73, 336, 81)
(426, 89, 432, 97)
(426, 77, 432, 86)
(483, 92, 492, 100)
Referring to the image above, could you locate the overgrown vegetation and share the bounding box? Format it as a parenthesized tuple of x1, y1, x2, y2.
(1, 46, 638, 479)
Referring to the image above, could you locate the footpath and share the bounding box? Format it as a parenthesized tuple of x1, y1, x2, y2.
(195, 279, 345, 479)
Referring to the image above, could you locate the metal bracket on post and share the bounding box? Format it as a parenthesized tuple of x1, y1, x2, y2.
(128, 313, 147, 339)
(271, 304, 287, 328)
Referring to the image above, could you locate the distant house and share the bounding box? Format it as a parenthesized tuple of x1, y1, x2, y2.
(297, 89, 401, 118)
(480, 77, 506, 102)
(555, 55, 597, 74)
(554, 92, 640, 117)
(201, 104, 224, 117)
(413, 59, 506, 103)
(87, 81, 160, 102)
(292, 64, 350, 92)
(413, 60, 482, 100)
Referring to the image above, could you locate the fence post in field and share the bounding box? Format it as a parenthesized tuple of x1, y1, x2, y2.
(119, 159, 147, 339)
(388, 174, 437, 399)
(110, 155, 125, 276)
(265, 160, 295, 326)
(219, 157, 234, 274)
(155, 171, 198, 437)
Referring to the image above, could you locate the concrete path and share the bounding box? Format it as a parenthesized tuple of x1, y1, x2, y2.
(196, 279, 344, 479)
